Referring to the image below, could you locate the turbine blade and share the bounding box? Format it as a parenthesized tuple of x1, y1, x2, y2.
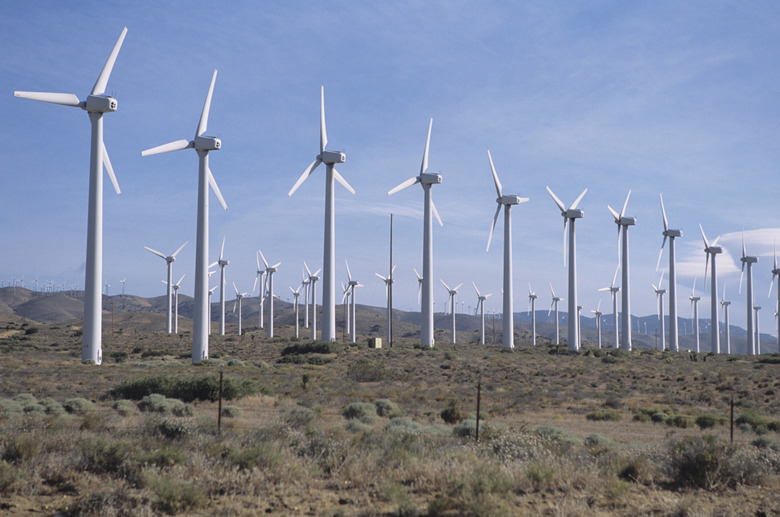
(388, 176, 419, 195)
(562, 218, 567, 267)
(545, 186, 566, 212)
(699, 224, 710, 248)
(486, 204, 501, 252)
(611, 265, 620, 288)
(207, 166, 228, 210)
(454, 283, 463, 292)
(620, 190, 631, 219)
(655, 242, 665, 272)
(549, 282, 555, 298)
(487, 150, 502, 198)
(172, 241, 188, 258)
(176, 274, 185, 286)
(196, 69, 218, 137)
(220, 236, 226, 261)
(659, 193, 668, 232)
(769, 275, 775, 299)
(742, 232, 746, 260)
(473, 281, 481, 297)
(375, 272, 386, 281)
(91, 27, 128, 96)
(570, 188, 588, 210)
(272, 262, 281, 269)
(431, 198, 443, 227)
(259, 249, 269, 269)
(253, 276, 259, 293)
(233, 282, 238, 295)
(420, 118, 433, 175)
(304, 261, 312, 277)
(607, 205, 620, 222)
(332, 168, 355, 194)
(14, 91, 81, 107)
(739, 268, 744, 294)
(102, 141, 121, 194)
(141, 139, 191, 156)
(345, 259, 352, 281)
(144, 246, 166, 259)
(320, 85, 327, 154)
(414, 268, 422, 281)
(440, 279, 450, 291)
(703, 253, 710, 291)
(289, 159, 322, 196)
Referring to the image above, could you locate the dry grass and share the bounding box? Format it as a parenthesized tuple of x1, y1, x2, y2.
(0, 319, 779, 515)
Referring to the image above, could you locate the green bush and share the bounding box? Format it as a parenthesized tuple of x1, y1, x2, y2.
(668, 415, 695, 429)
(342, 402, 377, 423)
(453, 419, 484, 438)
(0, 461, 18, 492)
(2, 435, 41, 464)
(63, 398, 95, 415)
(375, 399, 401, 417)
(156, 419, 195, 440)
(586, 410, 622, 422)
(151, 477, 206, 514)
(651, 412, 669, 424)
(440, 399, 467, 424)
(668, 435, 752, 489)
(138, 394, 193, 417)
(696, 414, 722, 430)
(139, 445, 186, 468)
(281, 341, 342, 355)
(40, 397, 65, 415)
(346, 419, 372, 433)
(221, 405, 242, 418)
(283, 406, 317, 428)
(385, 417, 422, 434)
(584, 433, 613, 447)
(276, 354, 333, 365)
(78, 439, 132, 475)
(534, 424, 565, 441)
(112, 399, 136, 416)
(736, 410, 770, 433)
(108, 374, 269, 402)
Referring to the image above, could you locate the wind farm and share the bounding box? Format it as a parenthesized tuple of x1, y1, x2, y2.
(3, 3, 780, 515)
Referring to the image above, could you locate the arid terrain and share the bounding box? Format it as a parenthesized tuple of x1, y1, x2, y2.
(0, 288, 779, 516)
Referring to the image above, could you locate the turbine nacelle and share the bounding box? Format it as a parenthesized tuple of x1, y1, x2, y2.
(564, 208, 584, 219)
(706, 245, 723, 254)
(218, 259, 229, 267)
(84, 94, 117, 113)
(663, 229, 682, 238)
(420, 172, 442, 185)
(194, 135, 221, 151)
(619, 216, 636, 226)
(319, 150, 346, 164)
(498, 194, 526, 205)
(741, 256, 758, 264)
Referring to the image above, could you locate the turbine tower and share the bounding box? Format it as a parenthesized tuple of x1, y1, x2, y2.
(388, 119, 442, 348)
(721, 283, 731, 354)
(700, 225, 722, 354)
(305, 263, 321, 340)
(754, 306, 761, 354)
(769, 247, 779, 352)
(657, 194, 683, 352)
(301, 267, 310, 329)
(486, 150, 529, 350)
(599, 266, 620, 349)
(473, 282, 492, 345)
(259, 250, 281, 338)
(172, 274, 185, 334)
(15, 27, 128, 364)
(441, 280, 463, 344)
(690, 279, 701, 353)
(375, 266, 396, 346)
(528, 285, 538, 346)
(546, 186, 587, 350)
(216, 237, 229, 335)
(142, 69, 228, 363)
(288, 86, 355, 342)
(739, 237, 758, 355)
(290, 285, 302, 339)
(652, 272, 666, 351)
(145, 241, 187, 334)
(591, 301, 603, 349)
(549, 283, 563, 345)
(608, 191, 636, 351)
(120, 278, 126, 295)
(345, 261, 362, 344)
(232, 283, 247, 336)
(255, 253, 267, 330)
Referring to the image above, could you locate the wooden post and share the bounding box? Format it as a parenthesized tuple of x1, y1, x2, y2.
(218, 369, 224, 436)
(475, 378, 481, 443)
(730, 395, 734, 445)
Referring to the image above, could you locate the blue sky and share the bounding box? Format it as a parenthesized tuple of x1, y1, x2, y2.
(2, 1, 780, 336)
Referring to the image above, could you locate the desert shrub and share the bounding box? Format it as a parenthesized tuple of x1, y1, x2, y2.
(2, 435, 41, 464)
(668, 435, 763, 489)
(109, 374, 269, 402)
(668, 414, 695, 429)
(453, 419, 484, 438)
(440, 399, 467, 424)
(375, 398, 401, 417)
(526, 463, 556, 491)
(276, 354, 333, 365)
(78, 438, 133, 476)
(586, 410, 622, 422)
(534, 425, 565, 441)
(342, 402, 377, 423)
(23, 403, 45, 414)
(0, 461, 18, 492)
(0, 399, 23, 414)
(346, 419, 372, 433)
(347, 359, 395, 382)
(140, 348, 167, 358)
(112, 399, 136, 416)
(151, 476, 206, 514)
(602, 355, 619, 364)
(604, 396, 624, 409)
(584, 433, 613, 448)
(752, 435, 775, 449)
(138, 394, 193, 416)
(39, 397, 65, 415)
(736, 410, 771, 433)
(284, 406, 317, 428)
(385, 417, 422, 434)
(221, 405, 241, 418)
(156, 418, 195, 440)
(738, 422, 754, 433)
(62, 397, 95, 414)
(108, 351, 128, 363)
(652, 412, 669, 424)
(24, 327, 38, 335)
(696, 414, 723, 430)
(226, 358, 244, 366)
(12, 393, 37, 405)
(139, 445, 186, 468)
(281, 341, 343, 355)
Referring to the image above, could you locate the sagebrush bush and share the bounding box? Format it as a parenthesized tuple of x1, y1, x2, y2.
(112, 399, 136, 416)
(221, 405, 241, 418)
(440, 399, 467, 424)
(586, 410, 622, 422)
(109, 374, 269, 402)
(139, 445, 186, 468)
(62, 397, 95, 414)
(375, 398, 401, 417)
(0, 460, 18, 492)
(342, 402, 377, 423)
(138, 394, 193, 416)
(346, 418, 372, 433)
(156, 418, 195, 440)
(149, 476, 206, 514)
(283, 406, 317, 428)
(696, 413, 723, 429)
(385, 417, 421, 434)
(668, 435, 759, 489)
(453, 418, 484, 438)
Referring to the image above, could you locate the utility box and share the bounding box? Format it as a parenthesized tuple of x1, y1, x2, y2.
(368, 338, 382, 349)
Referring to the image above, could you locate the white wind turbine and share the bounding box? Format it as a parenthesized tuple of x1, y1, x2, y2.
(208, 285, 217, 335)
(598, 266, 621, 349)
(441, 280, 463, 344)
(120, 278, 126, 295)
(652, 272, 666, 351)
(145, 241, 188, 334)
(341, 282, 352, 339)
(142, 69, 228, 363)
(414, 268, 424, 305)
(255, 253, 267, 330)
(473, 282, 492, 345)
(486, 151, 529, 350)
(216, 237, 229, 336)
(259, 250, 281, 338)
(375, 265, 396, 346)
(546, 186, 587, 350)
(739, 236, 758, 355)
(345, 261, 363, 344)
(656, 194, 683, 352)
(768, 246, 779, 352)
(15, 27, 128, 365)
(754, 306, 762, 354)
(591, 300, 603, 349)
(305, 262, 321, 340)
(290, 285, 302, 339)
(528, 285, 538, 346)
(690, 279, 701, 353)
(388, 119, 443, 348)
(720, 283, 731, 354)
(288, 86, 355, 342)
(232, 282, 248, 336)
(172, 274, 185, 333)
(549, 283, 563, 345)
(301, 267, 310, 329)
(700, 225, 722, 354)
(608, 191, 636, 351)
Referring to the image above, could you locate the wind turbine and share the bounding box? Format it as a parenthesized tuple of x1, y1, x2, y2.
(528, 285, 538, 346)
(546, 186, 587, 350)
(473, 282, 492, 345)
(375, 266, 396, 346)
(341, 282, 352, 340)
(259, 250, 281, 338)
(721, 283, 731, 354)
(754, 306, 762, 354)
(142, 69, 228, 363)
(549, 283, 563, 345)
(657, 194, 683, 352)
(608, 191, 636, 351)
(739, 236, 758, 355)
(690, 279, 701, 353)
(591, 300, 603, 349)
(414, 268, 424, 305)
(15, 27, 128, 365)
(388, 119, 442, 348)
(441, 280, 463, 344)
(652, 272, 666, 351)
(769, 246, 779, 352)
(172, 274, 185, 333)
(288, 86, 355, 342)
(301, 266, 310, 329)
(255, 253, 267, 330)
(345, 261, 363, 344)
(599, 266, 620, 349)
(290, 285, 302, 339)
(305, 262, 321, 340)
(120, 278, 126, 295)
(700, 225, 722, 354)
(215, 237, 229, 336)
(486, 151, 529, 350)
(144, 241, 188, 334)
(232, 282, 248, 336)
(208, 285, 217, 335)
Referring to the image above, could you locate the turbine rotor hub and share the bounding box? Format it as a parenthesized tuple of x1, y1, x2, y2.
(84, 94, 117, 113)
(319, 150, 346, 164)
